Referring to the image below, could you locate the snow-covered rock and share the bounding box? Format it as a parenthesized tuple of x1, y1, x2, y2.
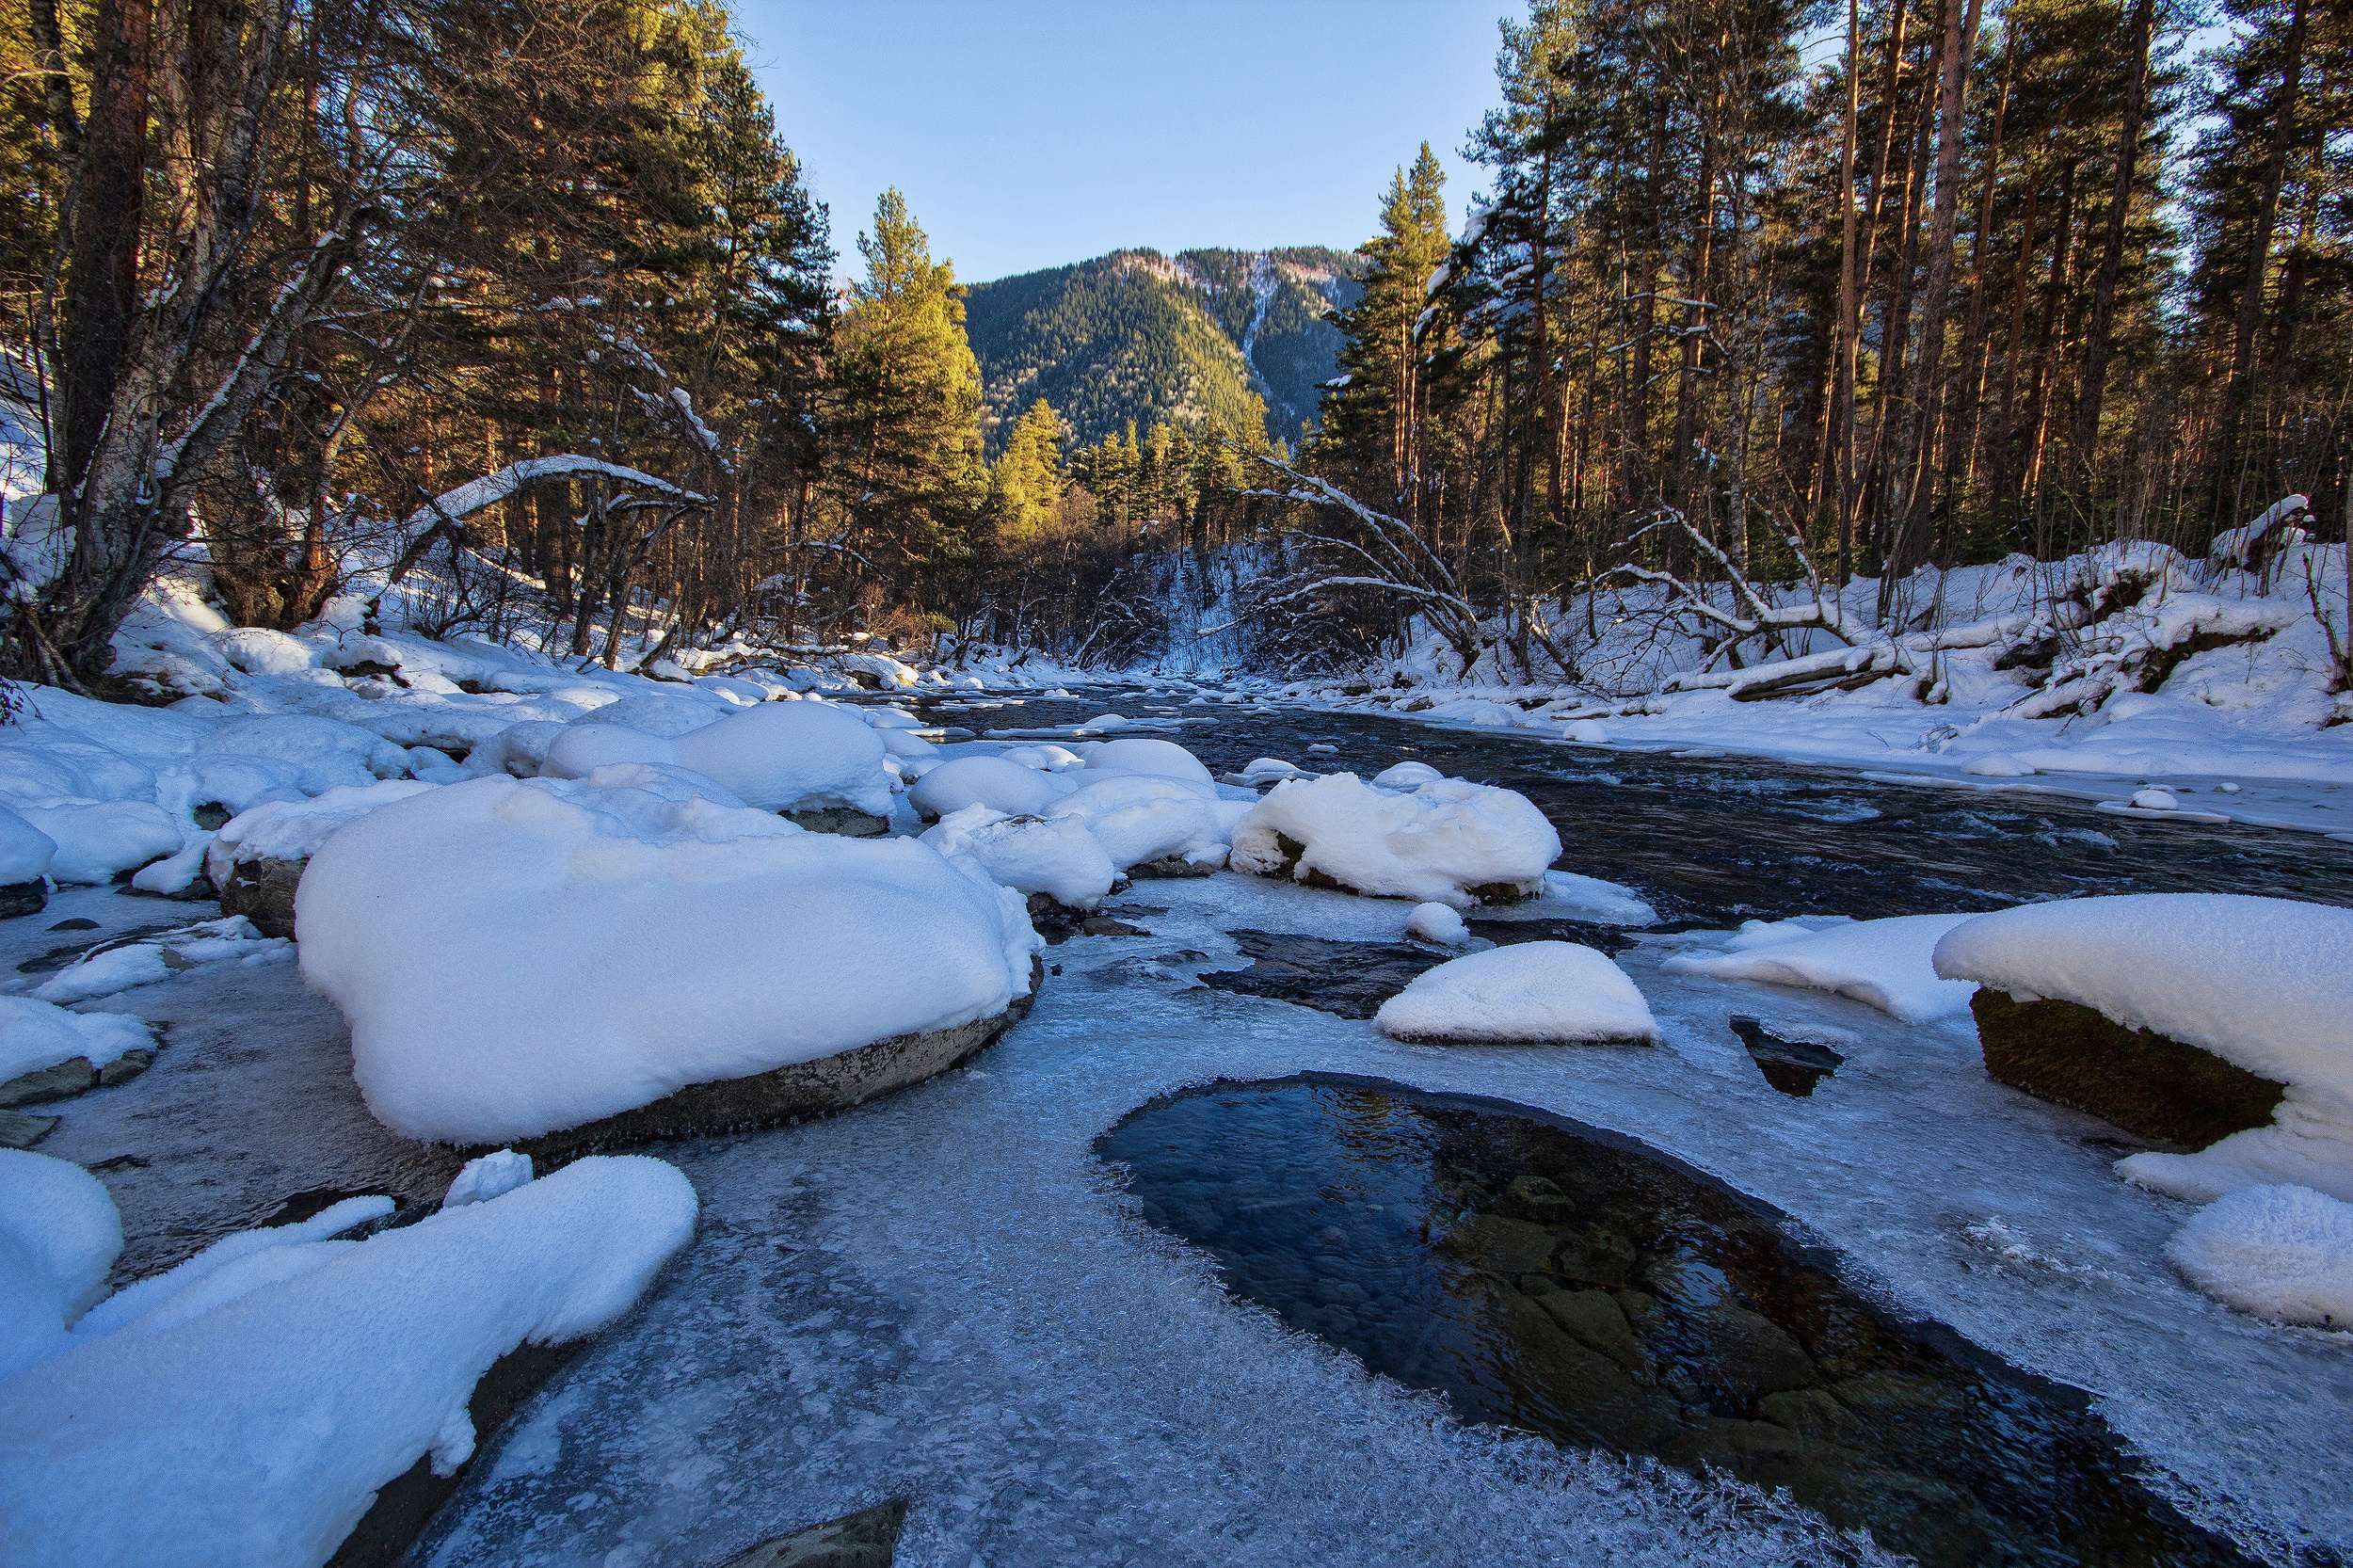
(1082, 737, 1219, 799)
(297, 768, 1041, 1144)
(15, 800, 184, 885)
(923, 805, 1117, 908)
(203, 780, 440, 892)
(1370, 761, 1444, 790)
(1665, 914, 1981, 1022)
(1045, 776, 1223, 872)
(1374, 942, 1658, 1044)
(0, 1150, 696, 1566)
(1404, 903, 1471, 947)
(1237, 757, 1312, 786)
(2163, 1183, 2353, 1328)
(0, 804, 57, 886)
(539, 723, 678, 779)
(0, 998, 154, 1087)
(669, 702, 891, 818)
(1230, 773, 1561, 908)
(31, 917, 285, 1005)
(199, 714, 410, 794)
(910, 755, 1071, 820)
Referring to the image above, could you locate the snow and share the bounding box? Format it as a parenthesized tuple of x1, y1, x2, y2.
(923, 805, 1117, 908)
(1374, 941, 1660, 1044)
(200, 714, 411, 794)
(442, 1149, 535, 1210)
(2162, 1184, 2353, 1329)
(0, 1152, 697, 1568)
(1514, 870, 1661, 927)
(203, 778, 439, 885)
(1081, 736, 1220, 798)
(668, 702, 891, 817)
(1665, 913, 1982, 1022)
(1931, 895, 2353, 1096)
(909, 755, 1071, 819)
(0, 804, 57, 883)
(1403, 902, 1470, 946)
(0, 997, 155, 1083)
(1371, 760, 1445, 789)
(0, 1150, 121, 1382)
(297, 770, 1040, 1144)
(1045, 776, 1225, 871)
(31, 916, 288, 1005)
(15, 800, 184, 884)
(539, 723, 679, 779)
(1230, 773, 1561, 907)
(1236, 757, 1312, 785)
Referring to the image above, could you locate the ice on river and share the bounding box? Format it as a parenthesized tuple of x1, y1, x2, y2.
(1665, 913, 1982, 1022)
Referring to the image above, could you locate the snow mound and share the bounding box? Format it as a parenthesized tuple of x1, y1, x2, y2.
(442, 1149, 534, 1210)
(539, 723, 677, 779)
(1237, 758, 1312, 786)
(203, 779, 439, 886)
(910, 755, 1070, 819)
(1519, 870, 1660, 927)
(0, 997, 155, 1084)
(1404, 903, 1470, 947)
(1046, 776, 1223, 871)
(1083, 737, 1218, 798)
(1931, 895, 2353, 1093)
(297, 770, 1040, 1144)
(1375, 941, 1658, 1044)
(31, 916, 285, 1005)
(924, 806, 1117, 908)
(0, 1152, 696, 1567)
(1370, 761, 1444, 790)
(200, 714, 410, 794)
(2163, 1183, 2353, 1328)
(670, 702, 890, 816)
(0, 804, 57, 883)
(15, 800, 184, 884)
(0, 1150, 120, 1382)
(1230, 773, 1561, 907)
(2117, 1101, 2353, 1206)
(1666, 913, 1981, 1022)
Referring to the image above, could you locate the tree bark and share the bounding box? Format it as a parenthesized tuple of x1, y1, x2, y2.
(2068, 0, 2156, 520)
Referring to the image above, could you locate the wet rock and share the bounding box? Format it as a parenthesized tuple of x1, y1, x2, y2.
(1757, 1386, 1859, 1442)
(1537, 1288, 1649, 1376)
(514, 959, 1044, 1162)
(0, 879, 47, 919)
(1195, 929, 1446, 1019)
(191, 802, 234, 831)
(1128, 854, 1219, 879)
(1500, 1172, 1577, 1224)
(216, 855, 305, 939)
(1727, 1014, 1845, 1096)
(1972, 989, 2284, 1146)
(783, 807, 888, 838)
(1551, 1222, 1638, 1286)
(1076, 917, 1149, 938)
(0, 1108, 58, 1148)
(0, 1056, 97, 1108)
(97, 1048, 152, 1087)
(720, 1499, 908, 1567)
(1703, 1304, 1820, 1400)
(46, 918, 98, 931)
(1496, 1292, 1681, 1450)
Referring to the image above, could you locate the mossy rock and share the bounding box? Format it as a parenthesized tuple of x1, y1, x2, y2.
(1971, 989, 2284, 1146)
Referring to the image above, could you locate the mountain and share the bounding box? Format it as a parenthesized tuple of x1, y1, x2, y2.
(962, 247, 1362, 454)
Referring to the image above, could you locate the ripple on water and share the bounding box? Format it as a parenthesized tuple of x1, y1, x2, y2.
(1099, 1077, 2257, 1568)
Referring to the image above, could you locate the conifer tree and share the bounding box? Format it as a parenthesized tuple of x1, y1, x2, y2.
(989, 399, 1067, 540)
(1323, 145, 1449, 526)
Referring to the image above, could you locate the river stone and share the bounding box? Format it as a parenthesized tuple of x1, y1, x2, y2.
(0, 1108, 58, 1148)
(1496, 1291, 1681, 1449)
(1444, 1212, 1560, 1275)
(512, 958, 1045, 1162)
(1551, 1222, 1639, 1286)
(1970, 988, 2284, 1146)
(1703, 1304, 1820, 1400)
(783, 807, 888, 838)
(0, 1056, 97, 1109)
(0, 879, 47, 919)
(1757, 1386, 1859, 1442)
(326, 1339, 581, 1568)
(1538, 1288, 1649, 1375)
(216, 854, 306, 939)
(1127, 855, 1218, 879)
(98, 1048, 153, 1087)
(721, 1499, 907, 1567)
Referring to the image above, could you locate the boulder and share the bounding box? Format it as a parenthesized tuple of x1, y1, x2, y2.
(0, 1057, 96, 1110)
(1970, 988, 2285, 1146)
(0, 880, 48, 919)
(1126, 854, 1218, 879)
(216, 854, 306, 940)
(512, 958, 1043, 1162)
(783, 807, 888, 838)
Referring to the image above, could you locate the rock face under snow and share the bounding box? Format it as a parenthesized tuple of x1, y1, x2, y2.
(1662, 914, 1980, 1023)
(1231, 773, 1561, 908)
(0, 1150, 696, 1568)
(1374, 942, 1658, 1045)
(910, 755, 1069, 820)
(1045, 776, 1223, 872)
(297, 767, 1042, 1145)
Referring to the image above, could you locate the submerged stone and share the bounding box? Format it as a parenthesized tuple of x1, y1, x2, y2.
(1728, 1014, 1846, 1096)
(719, 1498, 907, 1567)
(1098, 1076, 2254, 1568)
(1971, 989, 2285, 1146)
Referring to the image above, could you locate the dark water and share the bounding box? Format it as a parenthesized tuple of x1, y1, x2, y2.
(1100, 1078, 2255, 1568)
(917, 689, 2353, 924)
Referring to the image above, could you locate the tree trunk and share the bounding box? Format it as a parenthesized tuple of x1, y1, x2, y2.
(2215, 0, 2309, 529)
(2068, 0, 2155, 520)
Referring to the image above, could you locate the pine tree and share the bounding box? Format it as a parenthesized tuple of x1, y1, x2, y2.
(1323, 145, 1449, 525)
(989, 398, 1067, 540)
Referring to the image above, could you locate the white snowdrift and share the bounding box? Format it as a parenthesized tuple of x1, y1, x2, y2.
(15, 800, 184, 884)
(910, 755, 1071, 819)
(0, 997, 154, 1085)
(669, 702, 891, 816)
(923, 805, 1117, 908)
(1375, 941, 1658, 1044)
(1231, 773, 1561, 907)
(298, 768, 1041, 1144)
(203, 778, 439, 887)
(1046, 775, 1224, 870)
(0, 1151, 697, 1568)
(0, 1150, 120, 1382)
(2163, 1183, 2353, 1329)
(1404, 903, 1470, 947)
(1931, 895, 2353, 1094)
(1665, 914, 1981, 1022)
(539, 722, 677, 779)
(0, 804, 57, 883)
(1082, 737, 1220, 798)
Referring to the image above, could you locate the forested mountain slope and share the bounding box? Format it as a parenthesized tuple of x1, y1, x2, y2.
(964, 248, 1360, 451)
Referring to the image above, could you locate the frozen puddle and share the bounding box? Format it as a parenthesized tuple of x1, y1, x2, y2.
(411, 871, 2350, 1567)
(1101, 1078, 2244, 1567)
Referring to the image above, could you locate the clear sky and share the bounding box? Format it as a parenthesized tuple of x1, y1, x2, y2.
(729, 0, 1514, 285)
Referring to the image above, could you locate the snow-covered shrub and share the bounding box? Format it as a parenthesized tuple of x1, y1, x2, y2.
(296, 768, 1041, 1144)
(1374, 942, 1658, 1044)
(1230, 773, 1561, 907)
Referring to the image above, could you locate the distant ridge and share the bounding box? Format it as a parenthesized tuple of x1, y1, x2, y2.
(963, 247, 1362, 453)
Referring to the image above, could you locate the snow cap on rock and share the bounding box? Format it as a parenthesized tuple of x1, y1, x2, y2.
(1375, 941, 1658, 1044)
(670, 701, 891, 816)
(910, 755, 1070, 820)
(1231, 773, 1561, 907)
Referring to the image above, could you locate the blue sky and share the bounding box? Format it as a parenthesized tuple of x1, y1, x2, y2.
(729, 0, 1513, 284)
